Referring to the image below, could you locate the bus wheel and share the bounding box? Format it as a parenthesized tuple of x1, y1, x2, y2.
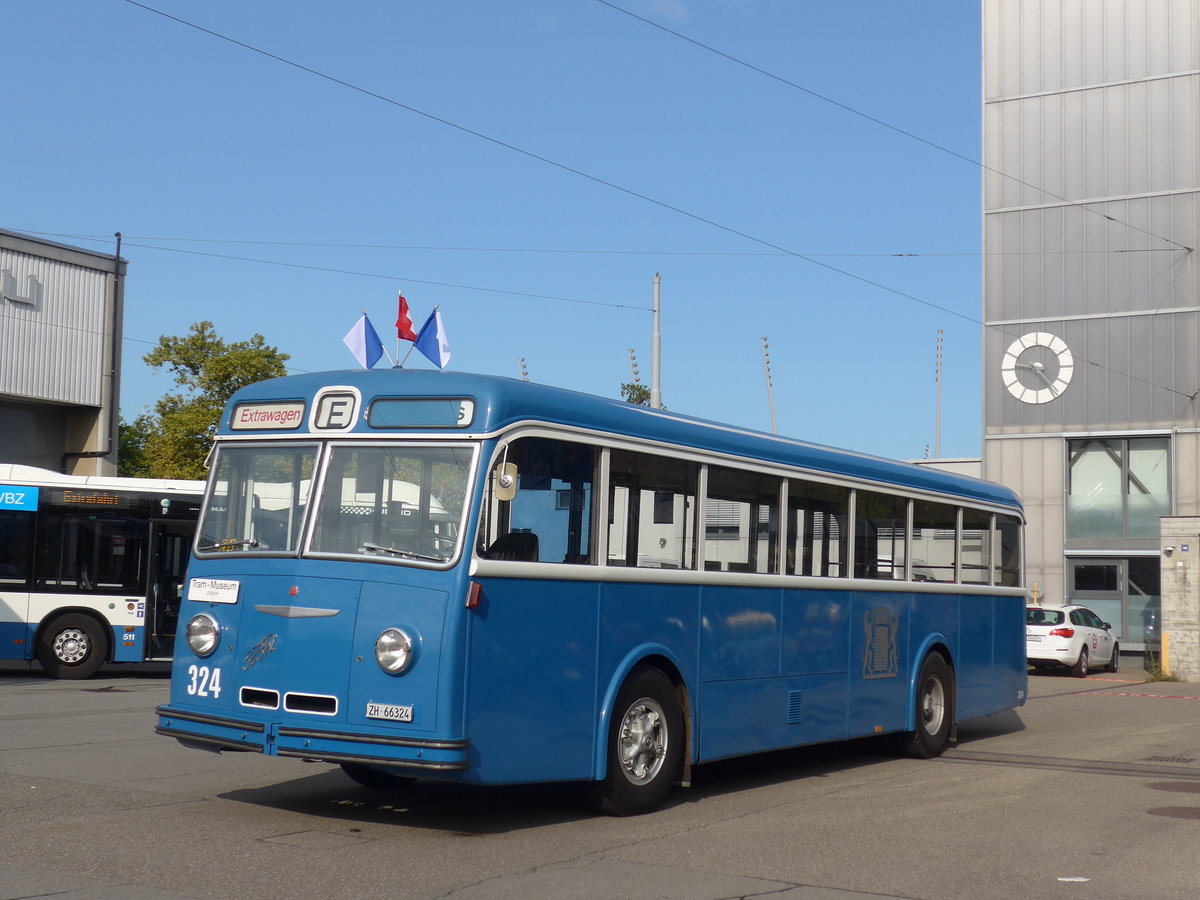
(591, 667, 683, 816)
(37, 614, 108, 679)
(898, 652, 953, 759)
(339, 762, 415, 789)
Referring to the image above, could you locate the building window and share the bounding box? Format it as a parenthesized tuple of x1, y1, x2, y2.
(1067, 437, 1169, 544)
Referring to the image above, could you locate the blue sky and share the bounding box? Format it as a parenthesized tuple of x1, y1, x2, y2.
(6, 0, 986, 460)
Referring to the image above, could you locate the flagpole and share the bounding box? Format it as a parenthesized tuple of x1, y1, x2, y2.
(650, 273, 662, 409)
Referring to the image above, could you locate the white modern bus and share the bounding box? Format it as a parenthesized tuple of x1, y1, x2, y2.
(0, 464, 204, 678)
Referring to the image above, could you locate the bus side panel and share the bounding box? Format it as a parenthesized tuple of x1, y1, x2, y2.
(597, 580, 699, 691)
(0, 591, 32, 661)
(955, 595, 997, 721)
(699, 585, 781, 680)
(992, 594, 1028, 710)
(781, 588, 850, 677)
(466, 576, 600, 784)
(845, 592, 910, 738)
(698, 673, 847, 762)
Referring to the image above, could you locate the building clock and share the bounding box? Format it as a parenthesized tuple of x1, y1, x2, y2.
(1000, 332, 1074, 404)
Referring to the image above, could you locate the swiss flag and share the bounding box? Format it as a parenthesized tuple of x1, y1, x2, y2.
(395, 293, 418, 341)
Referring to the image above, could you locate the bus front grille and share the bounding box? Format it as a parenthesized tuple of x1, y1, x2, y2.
(284, 692, 339, 716)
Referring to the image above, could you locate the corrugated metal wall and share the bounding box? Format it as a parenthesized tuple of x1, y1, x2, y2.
(0, 245, 111, 407)
(982, 0, 1200, 436)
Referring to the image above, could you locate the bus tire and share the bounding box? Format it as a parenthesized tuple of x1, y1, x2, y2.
(898, 652, 953, 759)
(37, 613, 108, 679)
(339, 762, 416, 789)
(590, 667, 683, 817)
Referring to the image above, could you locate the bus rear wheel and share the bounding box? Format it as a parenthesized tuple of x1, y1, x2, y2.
(37, 613, 108, 679)
(897, 652, 954, 759)
(590, 667, 683, 817)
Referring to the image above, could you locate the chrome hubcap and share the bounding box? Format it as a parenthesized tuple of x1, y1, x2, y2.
(53, 628, 89, 664)
(618, 697, 667, 785)
(921, 675, 945, 734)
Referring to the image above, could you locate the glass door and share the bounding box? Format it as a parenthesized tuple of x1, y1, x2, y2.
(1067, 559, 1124, 638)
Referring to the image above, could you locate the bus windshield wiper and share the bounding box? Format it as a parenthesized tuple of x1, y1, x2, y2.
(197, 538, 261, 551)
(360, 542, 442, 563)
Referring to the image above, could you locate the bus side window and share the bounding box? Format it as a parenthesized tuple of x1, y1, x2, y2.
(786, 480, 848, 577)
(0, 511, 34, 587)
(911, 500, 956, 582)
(995, 514, 1022, 586)
(480, 437, 596, 564)
(854, 491, 908, 580)
(705, 467, 779, 574)
(960, 509, 992, 584)
(608, 449, 697, 570)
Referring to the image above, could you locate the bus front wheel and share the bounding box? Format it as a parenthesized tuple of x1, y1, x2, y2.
(897, 652, 954, 759)
(37, 613, 108, 679)
(591, 667, 683, 817)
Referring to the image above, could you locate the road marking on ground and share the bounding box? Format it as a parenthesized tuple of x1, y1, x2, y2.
(1090, 691, 1200, 701)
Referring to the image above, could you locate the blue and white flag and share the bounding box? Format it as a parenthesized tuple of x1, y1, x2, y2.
(343, 313, 385, 369)
(414, 308, 451, 369)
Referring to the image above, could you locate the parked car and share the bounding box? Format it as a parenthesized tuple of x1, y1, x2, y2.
(1026, 605, 1118, 677)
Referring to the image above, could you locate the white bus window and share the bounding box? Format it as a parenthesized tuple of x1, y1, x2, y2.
(705, 467, 778, 574)
(479, 437, 595, 564)
(786, 480, 848, 578)
(854, 492, 907, 580)
(996, 514, 1022, 587)
(608, 450, 697, 569)
(911, 500, 956, 583)
(961, 509, 991, 584)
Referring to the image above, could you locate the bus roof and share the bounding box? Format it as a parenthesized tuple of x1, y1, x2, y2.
(223, 369, 1022, 511)
(0, 464, 204, 495)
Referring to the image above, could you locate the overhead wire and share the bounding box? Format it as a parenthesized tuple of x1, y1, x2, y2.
(594, 0, 1193, 254)
(116, 1, 1195, 400)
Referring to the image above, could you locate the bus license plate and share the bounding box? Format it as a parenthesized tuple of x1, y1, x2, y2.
(366, 702, 413, 722)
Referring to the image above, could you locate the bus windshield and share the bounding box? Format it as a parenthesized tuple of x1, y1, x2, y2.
(310, 444, 473, 563)
(200, 445, 318, 553)
(197, 442, 474, 563)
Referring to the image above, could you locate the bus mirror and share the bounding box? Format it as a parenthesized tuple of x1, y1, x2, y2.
(494, 463, 518, 502)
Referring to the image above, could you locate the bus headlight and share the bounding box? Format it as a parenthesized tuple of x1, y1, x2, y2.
(186, 614, 220, 658)
(375, 628, 414, 675)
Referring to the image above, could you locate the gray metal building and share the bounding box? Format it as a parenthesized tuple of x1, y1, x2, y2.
(982, 0, 1199, 651)
(0, 229, 124, 476)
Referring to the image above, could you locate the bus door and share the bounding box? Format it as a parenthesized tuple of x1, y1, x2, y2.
(0, 508, 36, 659)
(146, 520, 193, 659)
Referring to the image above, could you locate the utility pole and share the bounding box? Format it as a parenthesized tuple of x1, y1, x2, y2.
(650, 273, 662, 409)
(761, 336, 778, 435)
(934, 329, 943, 458)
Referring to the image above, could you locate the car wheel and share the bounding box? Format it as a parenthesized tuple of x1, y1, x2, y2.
(897, 652, 954, 759)
(1106, 643, 1120, 673)
(1070, 646, 1089, 678)
(589, 667, 683, 816)
(36, 613, 108, 679)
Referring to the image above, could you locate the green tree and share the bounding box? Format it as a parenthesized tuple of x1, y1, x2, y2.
(620, 382, 651, 406)
(117, 413, 155, 477)
(135, 321, 289, 479)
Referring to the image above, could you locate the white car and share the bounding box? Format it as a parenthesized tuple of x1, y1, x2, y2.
(1026, 605, 1118, 677)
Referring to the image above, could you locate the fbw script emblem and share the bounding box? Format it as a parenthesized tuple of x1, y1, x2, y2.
(862, 607, 898, 680)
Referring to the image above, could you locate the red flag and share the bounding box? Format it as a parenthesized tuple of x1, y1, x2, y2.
(395, 293, 417, 341)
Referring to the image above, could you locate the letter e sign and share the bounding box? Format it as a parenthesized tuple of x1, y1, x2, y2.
(313, 390, 360, 431)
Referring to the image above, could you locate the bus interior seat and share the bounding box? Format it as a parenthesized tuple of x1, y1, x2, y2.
(485, 531, 539, 562)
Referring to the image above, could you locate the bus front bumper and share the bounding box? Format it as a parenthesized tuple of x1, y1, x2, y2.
(155, 706, 471, 772)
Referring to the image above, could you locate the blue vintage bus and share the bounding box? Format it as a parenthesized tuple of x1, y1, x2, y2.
(156, 370, 1026, 815)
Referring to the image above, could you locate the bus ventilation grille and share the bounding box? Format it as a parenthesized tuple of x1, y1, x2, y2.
(786, 691, 804, 724)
